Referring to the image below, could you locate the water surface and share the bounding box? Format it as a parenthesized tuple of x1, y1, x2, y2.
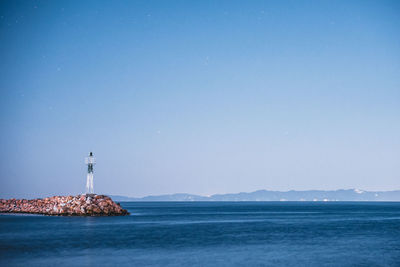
(1, 202, 399, 266)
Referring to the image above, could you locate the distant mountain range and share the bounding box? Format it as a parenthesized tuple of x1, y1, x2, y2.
(110, 189, 400, 202)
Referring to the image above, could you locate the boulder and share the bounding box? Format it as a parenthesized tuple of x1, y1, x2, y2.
(0, 194, 129, 216)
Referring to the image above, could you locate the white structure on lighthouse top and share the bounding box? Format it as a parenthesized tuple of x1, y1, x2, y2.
(85, 152, 95, 194)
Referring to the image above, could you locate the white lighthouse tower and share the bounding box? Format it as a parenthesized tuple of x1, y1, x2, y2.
(85, 152, 95, 194)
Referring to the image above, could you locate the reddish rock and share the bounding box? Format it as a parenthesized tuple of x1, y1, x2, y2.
(0, 194, 129, 216)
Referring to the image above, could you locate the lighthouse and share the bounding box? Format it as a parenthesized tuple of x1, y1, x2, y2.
(85, 152, 95, 194)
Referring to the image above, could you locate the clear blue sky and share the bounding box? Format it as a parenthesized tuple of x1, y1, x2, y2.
(0, 0, 399, 198)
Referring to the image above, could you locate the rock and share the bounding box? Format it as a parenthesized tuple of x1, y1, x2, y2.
(0, 194, 129, 216)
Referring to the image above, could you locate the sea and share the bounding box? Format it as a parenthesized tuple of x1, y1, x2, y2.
(1, 202, 400, 266)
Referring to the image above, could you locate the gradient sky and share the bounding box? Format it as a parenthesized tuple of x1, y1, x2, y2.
(0, 0, 399, 198)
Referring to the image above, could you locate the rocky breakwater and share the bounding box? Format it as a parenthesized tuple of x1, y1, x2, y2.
(0, 194, 129, 216)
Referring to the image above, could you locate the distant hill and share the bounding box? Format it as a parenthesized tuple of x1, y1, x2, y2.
(110, 189, 400, 202)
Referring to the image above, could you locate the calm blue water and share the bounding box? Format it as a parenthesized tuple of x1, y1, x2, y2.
(1, 202, 400, 266)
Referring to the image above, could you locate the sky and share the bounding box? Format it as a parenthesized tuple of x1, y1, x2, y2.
(0, 0, 399, 198)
